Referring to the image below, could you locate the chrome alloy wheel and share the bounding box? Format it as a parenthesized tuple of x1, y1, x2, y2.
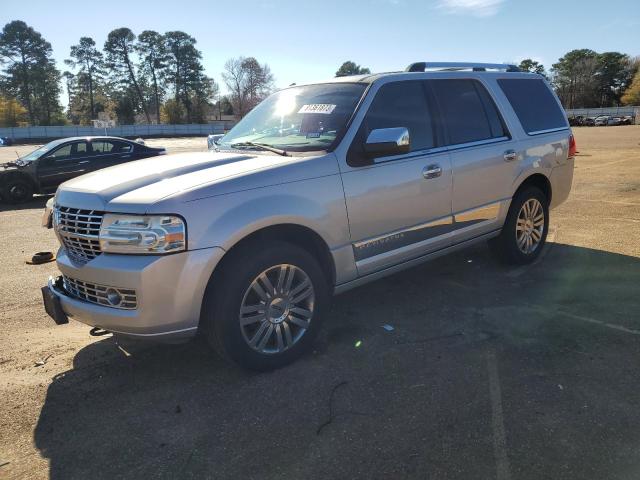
(239, 264, 315, 354)
(516, 198, 545, 254)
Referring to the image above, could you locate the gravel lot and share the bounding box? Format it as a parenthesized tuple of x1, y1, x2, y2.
(0, 129, 639, 479)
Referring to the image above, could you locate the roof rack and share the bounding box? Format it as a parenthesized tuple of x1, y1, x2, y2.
(405, 62, 521, 73)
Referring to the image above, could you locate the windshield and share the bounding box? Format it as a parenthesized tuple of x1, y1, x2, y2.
(218, 83, 367, 153)
(19, 142, 59, 162)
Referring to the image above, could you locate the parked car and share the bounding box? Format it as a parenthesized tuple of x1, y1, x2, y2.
(620, 116, 634, 125)
(42, 62, 575, 370)
(582, 117, 596, 126)
(594, 115, 610, 126)
(0, 136, 13, 146)
(0, 136, 166, 203)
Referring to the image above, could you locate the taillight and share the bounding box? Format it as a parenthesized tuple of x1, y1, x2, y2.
(568, 134, 577, 158)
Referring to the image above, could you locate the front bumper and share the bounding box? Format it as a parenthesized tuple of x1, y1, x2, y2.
(44, 246, 225, 342)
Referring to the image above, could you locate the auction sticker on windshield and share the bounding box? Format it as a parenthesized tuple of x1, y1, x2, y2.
(298, 104, 337, 114)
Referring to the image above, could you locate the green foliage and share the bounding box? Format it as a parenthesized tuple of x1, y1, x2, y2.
(335, 61, 371, 77)
(518, 59, 546, 77)
(160, 98, 185, 124)
(104, 27, 150, 123)
(0, 95, 28, 126)
(65, 37, 105, 122)
(621, 69, 640, 105)
(164, 31, 216, 123)
(0, 20, 63, 125)
(551, 49, 635, 108)
(136, 30, 169, 123)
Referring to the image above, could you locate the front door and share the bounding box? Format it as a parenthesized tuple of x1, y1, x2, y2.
(37, 141, 91, 192)
(340, 80, 453, 276)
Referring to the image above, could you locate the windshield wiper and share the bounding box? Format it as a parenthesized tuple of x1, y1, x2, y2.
(229, 142, 289, 156)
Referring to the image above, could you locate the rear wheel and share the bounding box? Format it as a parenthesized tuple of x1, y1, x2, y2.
(201, 241, 329, 371)
(3, 177, 33, 203)
(489, 186, 549, 265)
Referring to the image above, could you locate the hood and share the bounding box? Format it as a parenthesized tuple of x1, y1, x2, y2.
(55, 151, 335, 213)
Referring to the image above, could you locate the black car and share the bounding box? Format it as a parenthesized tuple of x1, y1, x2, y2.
(0, 136, 166, 203)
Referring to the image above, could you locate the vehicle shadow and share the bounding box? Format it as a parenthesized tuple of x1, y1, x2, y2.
(33, 243, 640, 479)
(0, 194, 52, 212)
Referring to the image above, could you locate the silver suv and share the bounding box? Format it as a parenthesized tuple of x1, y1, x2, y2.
(42, 62, 575, 370)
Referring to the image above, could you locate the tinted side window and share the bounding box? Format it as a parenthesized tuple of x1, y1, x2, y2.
(497, 78, 567, 134)
(47, 144, 72, 160)
(111, 141, 133, 153)
(74, 142, 88, 156)
(431, 79, 506, 146)
(91, 141, 115, 154)
(348, 80, 434, 164)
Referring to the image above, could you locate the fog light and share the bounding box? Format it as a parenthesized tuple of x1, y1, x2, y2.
(105, 288, 122, 307)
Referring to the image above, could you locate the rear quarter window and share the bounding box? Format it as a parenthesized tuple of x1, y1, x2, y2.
(497, 78, 568, 134)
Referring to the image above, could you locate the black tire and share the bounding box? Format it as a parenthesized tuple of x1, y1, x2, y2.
(3, 177, 34, 203)
(489, 186, 549, 265)
(201, 241, 330, 371)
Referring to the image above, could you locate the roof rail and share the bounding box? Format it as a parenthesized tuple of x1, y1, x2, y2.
(405, 62, 521, 73)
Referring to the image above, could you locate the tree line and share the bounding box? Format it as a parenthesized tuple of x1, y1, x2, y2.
(0, 20, 274, 127)
(335, 55, 640, 110)
(1, 19, 639, 128)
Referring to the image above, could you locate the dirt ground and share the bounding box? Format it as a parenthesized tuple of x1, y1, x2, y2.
(0, 128, 639, 479)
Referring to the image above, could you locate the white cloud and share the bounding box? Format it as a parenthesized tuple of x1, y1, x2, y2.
(437, 0, 505, 17)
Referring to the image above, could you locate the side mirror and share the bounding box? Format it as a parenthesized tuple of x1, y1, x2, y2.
(364, 127, 410, 159)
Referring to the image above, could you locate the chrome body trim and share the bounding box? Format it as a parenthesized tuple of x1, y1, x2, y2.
(453, 202, 501, 224)
(527, 127, 570, 136)
(353, 216, 454, 261)
(337, 230, 501, 295)
(352, 200, 502, 263)
(63, 275, 138, 310)
(445, 136, 510, 152)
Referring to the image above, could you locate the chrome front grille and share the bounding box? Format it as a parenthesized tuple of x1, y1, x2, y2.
(62, 275, 138, 310)
(54, 206, 104, 264)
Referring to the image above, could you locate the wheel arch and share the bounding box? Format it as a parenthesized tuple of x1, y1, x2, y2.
(0, 171, 37, 197)
(513, 173, 552, 205)
(211, 223, 336, 291)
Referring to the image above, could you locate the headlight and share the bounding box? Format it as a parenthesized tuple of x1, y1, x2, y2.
(99, 214, 186, 254)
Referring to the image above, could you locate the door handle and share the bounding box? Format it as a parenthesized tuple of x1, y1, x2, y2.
(78, 160, 90, 164)
(120, 155, 131, 159)
(503, 150, 518, 162)
(422, 164, 442, 179)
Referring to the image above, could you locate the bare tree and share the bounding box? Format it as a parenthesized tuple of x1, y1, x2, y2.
(222, 56, 274, 118)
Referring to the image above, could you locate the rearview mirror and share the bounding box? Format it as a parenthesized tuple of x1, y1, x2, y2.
(364, 127, 410, 159)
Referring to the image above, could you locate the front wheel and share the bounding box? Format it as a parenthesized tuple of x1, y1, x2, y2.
(3, 177, 33, 203)
(489, 186, 549, 265)
(201, 241, 329, 371)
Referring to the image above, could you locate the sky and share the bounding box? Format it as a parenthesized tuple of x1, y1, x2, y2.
(4, 0, 640, 99)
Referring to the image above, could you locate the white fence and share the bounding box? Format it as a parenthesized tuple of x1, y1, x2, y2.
(0, 122, 235, 141)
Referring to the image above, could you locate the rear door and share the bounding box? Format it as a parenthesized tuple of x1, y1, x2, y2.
(36, 141, 91, 192)
(430, 78, 517, 243)
(89, 139, 136, 170)
(340, 80, 453, 276)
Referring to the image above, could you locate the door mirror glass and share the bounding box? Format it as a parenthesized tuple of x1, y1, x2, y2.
(363, 127, 410, 159)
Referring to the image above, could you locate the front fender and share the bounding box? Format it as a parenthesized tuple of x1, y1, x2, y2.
(178, 174, 351, 254)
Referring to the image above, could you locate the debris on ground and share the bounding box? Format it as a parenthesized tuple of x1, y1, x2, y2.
(382, 324, 395, 332)
(34, 354, 53, 367)
(354, 340, 362, 348)
(316, 381, 348, 435)
(26, 251, 55, 265)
